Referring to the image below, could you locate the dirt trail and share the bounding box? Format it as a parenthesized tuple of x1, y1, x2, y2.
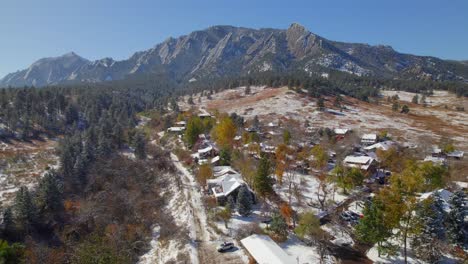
(170, 153, 246, 264)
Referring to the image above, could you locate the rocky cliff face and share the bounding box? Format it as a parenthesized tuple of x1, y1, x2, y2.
(2, 23, 468, 87)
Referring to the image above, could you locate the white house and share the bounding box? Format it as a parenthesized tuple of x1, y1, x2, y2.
(361, 134, 377, 145)
(343, 155, 376, 172)
(423, 156, 447, 165)
(364, 141, 397, 152)
(240, 234, 295, 264)
(167, 126, 185, 133)
(334, 128, 349, 135)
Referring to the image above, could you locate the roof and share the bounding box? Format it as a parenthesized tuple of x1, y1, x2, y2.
(447, 151, 464, 158)
(213, 166, 238, 177)
(343, 155, 375, 170)
(167, 127, 185, 132)
(334, 128, 349, 135)
(198, 145, 213, 154)
(361, 134, 377, 141)
(364, 141, 396, 151)
(175, 121, 186, 126)
(211, 156, 220, 164)
(423, 156, 446, 164)
(240, 234, 295, 264)
(209, 174, 244, 197)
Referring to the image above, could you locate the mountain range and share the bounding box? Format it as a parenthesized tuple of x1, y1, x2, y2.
(2, 23, 468, 87)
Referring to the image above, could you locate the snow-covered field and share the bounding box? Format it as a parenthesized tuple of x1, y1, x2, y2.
(183, 86, 468, 151)
(0, 138, 59, 204)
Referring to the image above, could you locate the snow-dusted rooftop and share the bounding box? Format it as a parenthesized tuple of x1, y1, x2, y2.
(167, 127, 185, 132)
(198, 145, 213, 154)
(364, 141, 396, 151)
(334, 128, 349, 135)
(343, 155, 375, 170)
(208, 174, 244, 197)
(240, 234, 295, 264)
(361, 133, 377, 140)
(423, 156, 446, 165)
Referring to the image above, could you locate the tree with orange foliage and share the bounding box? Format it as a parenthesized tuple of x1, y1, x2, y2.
(280, 203, 295, 228)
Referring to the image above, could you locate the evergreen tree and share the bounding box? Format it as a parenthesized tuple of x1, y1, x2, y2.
(36, 171, 63, 219)
(134, 132, 146, 160)
(219, 147, 231, 166)
(2, 208, 14, 239)
(283, 130, 291, 145)
(254, 154, 273, 198)
(237, 186, 252, 216)
(12, 187, 37, 234)
(317, 97, 325, 111)
(411, 197, 445, 262)
(447, 191, 467, 247)
(270, 211, 288, 237)
(252, 115, 260, 131)
(392, 102, 400, 112)
(401, 105, 410, 114)
(412, 94, 419, 104)
(355, 198, 392, 257)
(97, 129, 112, 158)
(245, 85, 251, 95)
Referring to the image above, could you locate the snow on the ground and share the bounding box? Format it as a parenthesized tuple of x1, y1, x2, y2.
(274, 173, 348, 213)
(367, 245, 420, 264)
(280, 235, 336, 264)
(322, 224, 354, 247)
(347, 200, 365, 215)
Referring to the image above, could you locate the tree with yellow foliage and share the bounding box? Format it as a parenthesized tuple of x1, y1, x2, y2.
(196, 164, 213, 187)
(212, 116, 236, 149)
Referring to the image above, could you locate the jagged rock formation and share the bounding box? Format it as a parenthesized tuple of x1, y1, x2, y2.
(2, 23, 468, 87)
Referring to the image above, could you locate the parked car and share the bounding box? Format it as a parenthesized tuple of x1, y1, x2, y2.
(217, 242, 234, 252)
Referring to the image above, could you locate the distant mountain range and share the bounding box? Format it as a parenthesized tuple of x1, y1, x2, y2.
(2, 23, 468, 87)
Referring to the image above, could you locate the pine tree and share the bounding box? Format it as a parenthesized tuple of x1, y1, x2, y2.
(13, 187, 37, 234)
(355, 198, 392, 257)
(237, 186, 252, 216)
(2, 207, 14, 239)
(36, 171, 63, 219)
(401, 105, 410, 114)
(412, 94, 419, 104)
(317, 97, 325, 111)
(245, 85, 251, 95)
(254, 155, 273, 198)
(270, 211, 288, 237)
(411, 196, 445, 262)
(97, 129, 112, 158)
(134, 132, 146, 160)
(447, 191, 467, 247)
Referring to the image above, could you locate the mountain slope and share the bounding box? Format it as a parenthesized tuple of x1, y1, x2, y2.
(2, 23, 468, 87)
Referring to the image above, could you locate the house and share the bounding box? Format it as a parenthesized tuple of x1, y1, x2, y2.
(423, 156, 447, 165)
(198, 112, 212, 118)
(175, 121, 187, 126)
(240, 234, 295, 264)
(334, 128, 349, 136)
(197, 144, 217, 159)
(207, 173, 253, 204)
(343, 155, 376, 172)
(361, 134, 377, 145)
(167, 126, 185, 133)
(364, 141, 397, 152)
(213, 166, 238, 177)
(446, 150, 464, 160)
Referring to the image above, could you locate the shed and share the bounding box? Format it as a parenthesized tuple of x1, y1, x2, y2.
(240, 234, 295, 264)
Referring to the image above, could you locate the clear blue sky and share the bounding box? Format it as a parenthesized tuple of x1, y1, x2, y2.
(1, 0, 467, 78)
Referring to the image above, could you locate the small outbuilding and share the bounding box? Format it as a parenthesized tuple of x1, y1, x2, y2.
(240, 234, 295, 264)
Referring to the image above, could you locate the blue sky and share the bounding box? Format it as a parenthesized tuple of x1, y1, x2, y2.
(1, 0, 467, 78)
